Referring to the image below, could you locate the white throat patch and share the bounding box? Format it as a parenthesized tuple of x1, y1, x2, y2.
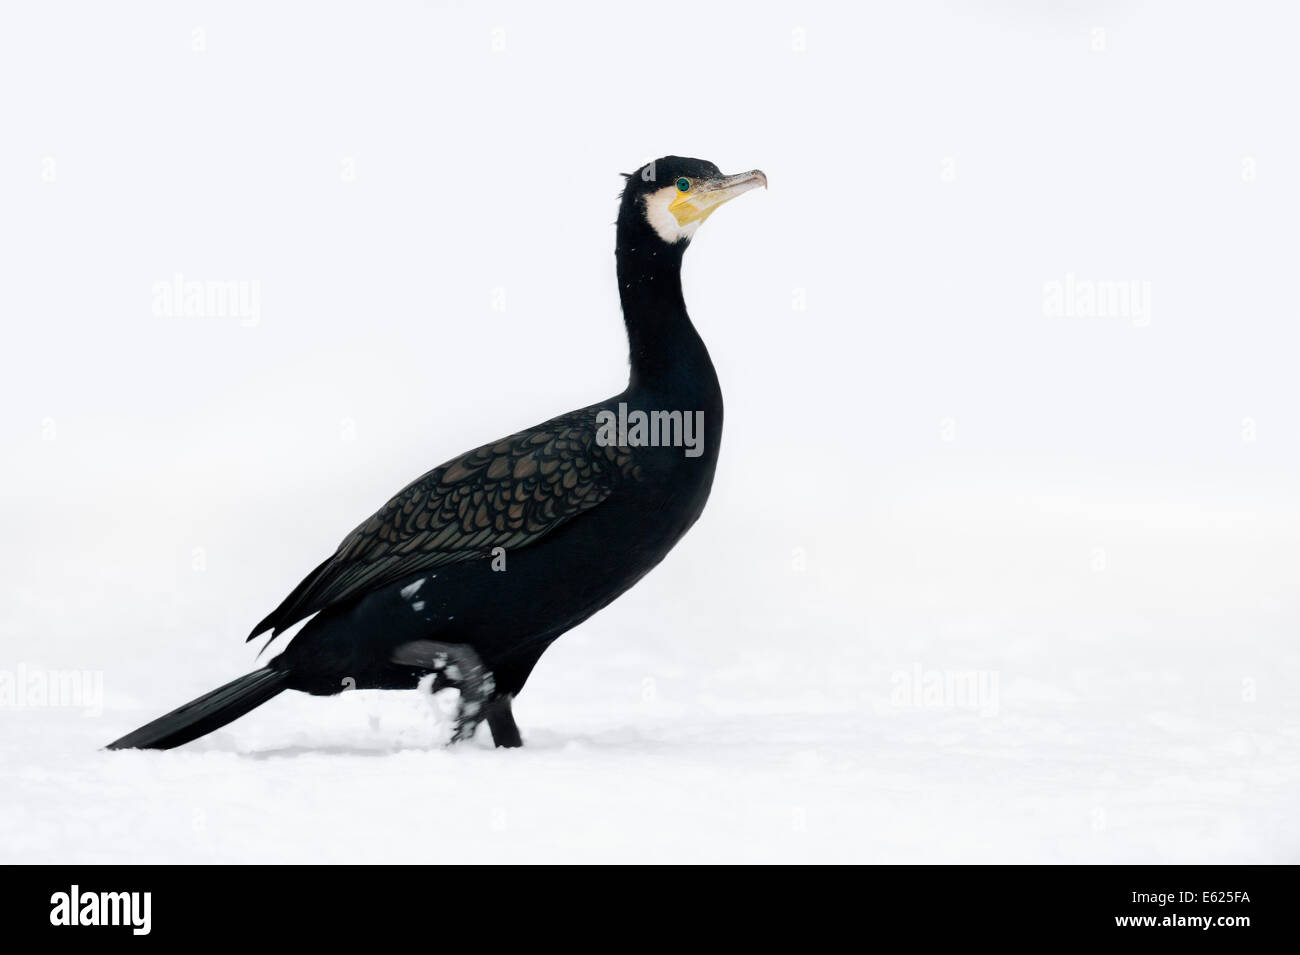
(642, 185, 700, 244)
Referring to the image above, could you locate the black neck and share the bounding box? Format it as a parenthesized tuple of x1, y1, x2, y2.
(615, 231, 714, 396)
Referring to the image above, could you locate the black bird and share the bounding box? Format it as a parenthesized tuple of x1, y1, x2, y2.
(108, 156, 766, 751)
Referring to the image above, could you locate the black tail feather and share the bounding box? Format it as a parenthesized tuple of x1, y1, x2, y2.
(106, 667, 289, 751)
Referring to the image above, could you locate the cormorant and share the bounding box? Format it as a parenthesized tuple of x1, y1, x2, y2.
(107, 156, 766, 751)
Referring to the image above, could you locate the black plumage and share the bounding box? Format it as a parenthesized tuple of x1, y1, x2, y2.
(108, 156, 765, 751)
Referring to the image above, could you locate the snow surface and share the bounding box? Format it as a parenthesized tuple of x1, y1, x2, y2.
(4, 481, 1299, 864)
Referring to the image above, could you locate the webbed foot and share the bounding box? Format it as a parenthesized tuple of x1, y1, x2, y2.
(392, 640, 496, 744)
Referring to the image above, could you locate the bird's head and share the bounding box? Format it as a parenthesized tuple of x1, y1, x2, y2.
(619, 156, 767, 247)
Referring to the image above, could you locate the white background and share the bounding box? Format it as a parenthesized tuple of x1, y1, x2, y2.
(2, 1, 1297, 862)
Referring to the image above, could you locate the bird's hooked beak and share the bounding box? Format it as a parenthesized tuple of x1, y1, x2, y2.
(668, 170, 768, 227)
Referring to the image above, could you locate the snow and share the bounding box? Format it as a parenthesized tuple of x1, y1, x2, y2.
(3, 479, 1298, 863)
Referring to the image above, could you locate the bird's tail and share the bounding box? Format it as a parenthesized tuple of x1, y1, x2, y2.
(106, 667, 290, 751)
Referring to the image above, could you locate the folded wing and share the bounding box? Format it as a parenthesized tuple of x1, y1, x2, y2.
(248, 408, 639, 639)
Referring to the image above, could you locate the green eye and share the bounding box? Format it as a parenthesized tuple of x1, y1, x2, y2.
(675, 177, 690, 192)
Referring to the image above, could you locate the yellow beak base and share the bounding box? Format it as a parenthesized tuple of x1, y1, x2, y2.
(668, 170, 767, 226)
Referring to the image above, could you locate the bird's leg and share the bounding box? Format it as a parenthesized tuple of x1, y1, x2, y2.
(484, 694, 523, 748)
(391, 640, 496, 744)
